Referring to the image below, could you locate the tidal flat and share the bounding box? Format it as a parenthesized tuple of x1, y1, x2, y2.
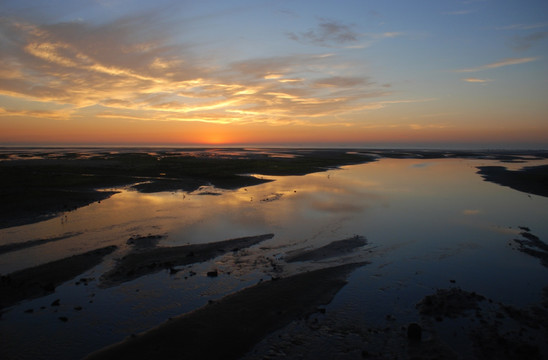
(1, 147, 548, 359)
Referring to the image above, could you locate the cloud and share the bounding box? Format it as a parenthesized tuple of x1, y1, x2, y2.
(356, 98, 436, 111)
(0, 16, 206, 107)
(510, 31, 548, 51)
(457, 57, 539, 72)
(0, 15, 407, 128)
(497, 22, 548, 30)
(443, 10, 474, 15)
(313, 76, 371, 88)
(0, 106, 71, 120)
(287, 19, 358, 47)
(462, 77, 492, 83)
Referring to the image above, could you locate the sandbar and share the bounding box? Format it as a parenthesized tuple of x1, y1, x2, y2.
(85, 262, 366, 360)
(285, 235, 367, 262)
(101, 234, 274, 286)
(0, 245, 117, 310)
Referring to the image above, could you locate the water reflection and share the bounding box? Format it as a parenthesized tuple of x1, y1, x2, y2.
(2, 158, 548, 273)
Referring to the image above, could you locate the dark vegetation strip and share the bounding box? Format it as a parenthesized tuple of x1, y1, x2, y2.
(85, 262, 366, 360)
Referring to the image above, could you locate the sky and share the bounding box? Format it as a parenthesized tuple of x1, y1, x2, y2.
(0, 0, 547, 148)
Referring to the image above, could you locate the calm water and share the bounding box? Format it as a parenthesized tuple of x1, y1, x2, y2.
(1, 156, 548, 359)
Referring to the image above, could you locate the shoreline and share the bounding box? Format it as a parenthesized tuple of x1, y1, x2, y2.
(1, 149, 547, 229)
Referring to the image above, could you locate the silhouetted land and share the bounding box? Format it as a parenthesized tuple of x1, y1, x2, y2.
(0, 149, 375, 228)
(477, 164, 548, 198)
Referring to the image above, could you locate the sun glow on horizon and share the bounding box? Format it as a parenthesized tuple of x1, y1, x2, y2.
(0, 1, 547, 149)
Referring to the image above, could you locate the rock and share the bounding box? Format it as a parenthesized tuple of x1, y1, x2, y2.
(43, 282, 56, 293)
(407, 323, 422, 341)
(51, 299, 60, 307)
(207, 270, 218, 277)
(58, 316, 68, 322)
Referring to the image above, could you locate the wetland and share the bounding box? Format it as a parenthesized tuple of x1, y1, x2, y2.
(1, 147, 548, 359)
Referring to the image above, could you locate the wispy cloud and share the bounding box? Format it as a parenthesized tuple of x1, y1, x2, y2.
(510, 32, 548, 51)
(462, 77, 492, 83)
(313, 76, 371, 88)
(0, 16, 400, 127)
(287, 19, 358, 47)
(497, 22, 548, 31)
(457, 57, 539, 72)
(443, 10, 475, 15)
(344, 31, 403, 49)
(0, 106, 71, 120)
(356, 98, 436, 111)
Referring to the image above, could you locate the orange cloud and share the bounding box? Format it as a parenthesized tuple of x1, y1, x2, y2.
(462, 77, 492, 83)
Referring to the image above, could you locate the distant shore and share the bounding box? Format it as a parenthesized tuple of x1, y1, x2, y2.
(2, 148, 547, 229)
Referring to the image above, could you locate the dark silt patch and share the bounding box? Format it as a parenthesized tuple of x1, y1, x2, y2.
(416, 287, 486, 319)
(477, 164, 548, 198)
(512, 230, 548, 268)
(84, 262, 366, 360)
(126, 234, 165, 250)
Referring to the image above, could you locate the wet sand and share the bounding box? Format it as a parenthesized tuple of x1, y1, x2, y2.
(285, 235, 367, 263)
(0, 245, 117, 310)
(0, 232, 82, 255)
(415, 286, 548, 359)
(101, 234, 275, 286)
(85, 262, 366, 360)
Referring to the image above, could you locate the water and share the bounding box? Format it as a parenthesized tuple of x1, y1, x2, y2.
(1, 154, 547, 359)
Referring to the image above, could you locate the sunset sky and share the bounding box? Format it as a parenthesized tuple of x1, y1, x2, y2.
(1, 0, 547, 148)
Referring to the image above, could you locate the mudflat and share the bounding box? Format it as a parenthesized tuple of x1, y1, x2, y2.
(85, 262, 366, 360)
(2, 148, 548, 359)
(477, 164, 548, 198)
(285, 235, 367, 262)
(101, 234, 275, 286)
